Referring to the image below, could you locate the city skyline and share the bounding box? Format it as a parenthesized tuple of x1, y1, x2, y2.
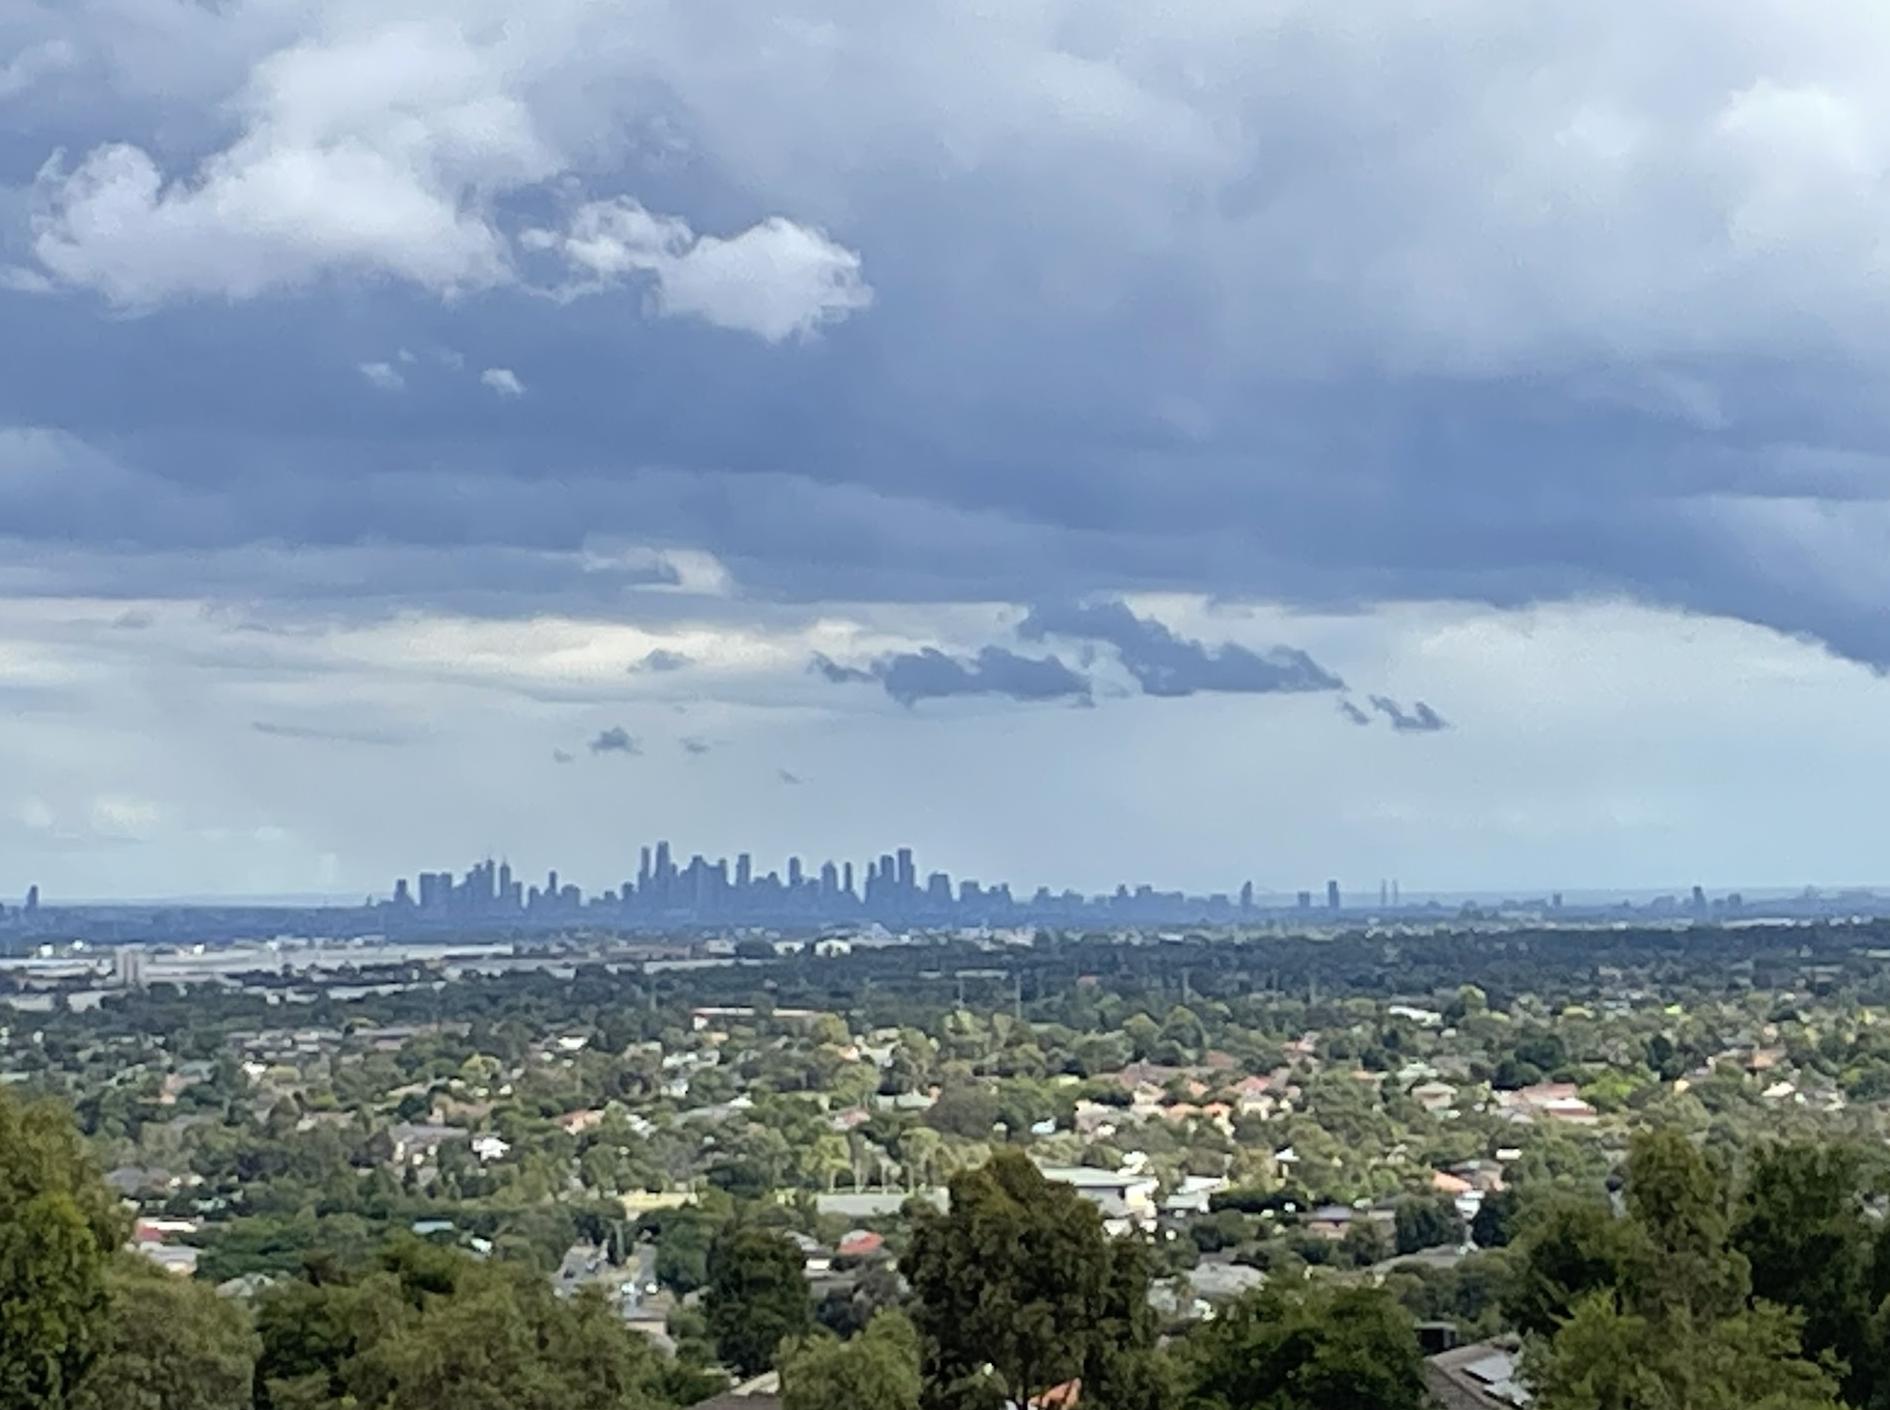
(17, 837, 1866, 933)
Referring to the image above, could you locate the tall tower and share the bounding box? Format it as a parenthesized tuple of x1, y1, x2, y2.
(1326, 879, 1341, 911)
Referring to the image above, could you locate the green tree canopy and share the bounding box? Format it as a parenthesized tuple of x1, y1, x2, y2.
(0, 1088, 126, 1410)
(72, 1259, 259, 1410)
(1178, 1285, 1424, 1410)
(903, 1151, 1166, 1410)
(704, 1227, 812, 1377)
(781, 1310, 922, 1410)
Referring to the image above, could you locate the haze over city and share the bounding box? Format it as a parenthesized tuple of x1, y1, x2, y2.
(10, 2, 1890, 901)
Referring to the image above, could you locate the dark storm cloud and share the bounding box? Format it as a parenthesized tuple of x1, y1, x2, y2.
(1337, 699, 1371, 727)
(1369, 697, 1450, 733)
(632, 649, 692, 673)
(588, 726, 640, 755)
(11, 2, 1890, 672)
(872, 646, 1092, 708)
(251, 719, 413, 747)
(1020, 601, 1343, 698)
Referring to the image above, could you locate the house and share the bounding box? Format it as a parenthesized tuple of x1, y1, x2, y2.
(1424, 1340, 1530, 1408)
(1162, 1175, 1229, 1216)
(1302, 1205, 1359, 1240)
(1496, 1083, 1598, 1126)
(1036, 1164, 1161, 1234)
(836, 1229, 885, 1260)
(105, 1165, 179, 1198)
(556, 1108, 604, 1136)
(1187, 1258, 1266, 1305)
(787, 1232, 832, 1275)
(1231, 1075, 1278, 1117)
(1411, 1081, 1460, 1113)
(387, 1122, 469, 1165)
(689, 1371, 782, 1410)
(471, 1134, 511, 1163)
(134, 1241, 200, 1277)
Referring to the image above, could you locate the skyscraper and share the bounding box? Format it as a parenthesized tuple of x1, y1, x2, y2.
(896, 847, 916, 894)
(1239, 880, 1254, 912)
(736, 853, 752, 889)
(842, 861, 854, 897)
(1326, 879, 1341, 910)
(788, 856, 804, 888)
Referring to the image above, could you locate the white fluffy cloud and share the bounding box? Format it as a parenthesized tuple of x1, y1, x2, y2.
(358, 361, 405, 392)
(24, 13, 871, 340)
(480, 367, 524, 396)
(31, 21, 543, 304)
(524, 198, 872, 341)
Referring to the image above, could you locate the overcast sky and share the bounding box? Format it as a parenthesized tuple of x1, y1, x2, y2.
(7, 0, 1890, 902)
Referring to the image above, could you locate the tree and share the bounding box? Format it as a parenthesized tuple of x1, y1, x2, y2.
(1527, 1293, 1842, 1410)
(1179, 1285, 1424, 1410)
(704, 1228, 812, 1376)
(1620, 1129, 1746, 1321)
(0, 1089, 126, 1410)
(781, 1310, 922, 1410)
(1393, 1196, 1462, 1256)
(904, 1151, 1167, 1410)
(257, 1244, 676, 1410)
(72, 1260, 259, 1410)
(1470, 1187, 1521, 1250)
(1731, 1141, 1876, 1402)
(1505, 1196, 1646, 1338)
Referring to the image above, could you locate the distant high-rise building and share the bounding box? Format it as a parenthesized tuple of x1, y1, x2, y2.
(1690, 884, 1707, 912)
(1240, 880, 1255, 912)
(1326, 880, 1341, 910)
(736, 853, 752, 890)
(1550, 891, 1563, 910)
(23, 885, 38, 914)
(819, 860, 839, 895)
(842, 861, 854, 897)
(638, 847, 653, 892)
(1379, 879, 1389, 909)
(896, 848, 916, 894)
(113, 947, 144, 990)
(498, 861, 513, 900)
(393, 879, 413, 908)
(1296, 890, 1312, 910)
(788, 857, 804, 888)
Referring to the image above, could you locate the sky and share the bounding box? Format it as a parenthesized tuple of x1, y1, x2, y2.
(7, 0, 1890, 902)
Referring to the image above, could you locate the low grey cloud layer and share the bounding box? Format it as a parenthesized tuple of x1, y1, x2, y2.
(812, 645, 1091, 707)
(1020, 601, 1343, 698)
(1369, 697, 1450, 734)
(251, 720, 412, 747)
(633, 649, 693, 673)
(873, 646, 1092, 709)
